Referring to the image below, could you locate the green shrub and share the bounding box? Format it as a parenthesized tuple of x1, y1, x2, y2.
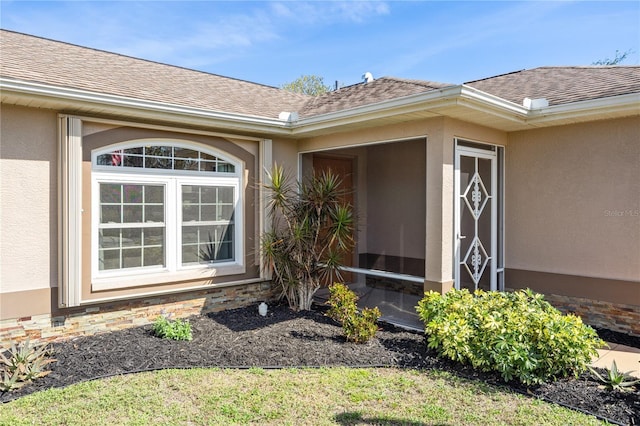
(588, 360, 640, 392)
(0, 338, 56, 391)
(416, 289, 605, 385)
(152, 316, 193, 341)
(327, 283, 381, 344)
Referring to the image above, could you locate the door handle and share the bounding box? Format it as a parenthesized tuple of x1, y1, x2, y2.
(458, 234, 466, 240)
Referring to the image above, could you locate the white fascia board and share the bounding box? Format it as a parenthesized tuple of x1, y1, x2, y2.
(291, 85, 530, 134)
(0, 78, 294, 134)
(526, 93, 640, 124)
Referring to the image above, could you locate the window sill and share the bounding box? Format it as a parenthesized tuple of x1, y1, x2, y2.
(91, 263, 246, 292)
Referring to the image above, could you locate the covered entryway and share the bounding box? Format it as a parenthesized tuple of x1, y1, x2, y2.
(303, 138, 427, 329)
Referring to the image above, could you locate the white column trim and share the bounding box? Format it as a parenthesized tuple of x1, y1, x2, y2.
(58, 115, 83, 307)
(258, 139, 273, 280)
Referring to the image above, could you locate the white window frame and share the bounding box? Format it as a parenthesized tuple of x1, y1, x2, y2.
(91, 140, 244, 291)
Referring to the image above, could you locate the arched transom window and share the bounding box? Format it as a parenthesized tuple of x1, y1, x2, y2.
(91, 141, 244, 287)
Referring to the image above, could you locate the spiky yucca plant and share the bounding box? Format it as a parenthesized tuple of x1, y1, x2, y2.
(261, 164, 354, 311)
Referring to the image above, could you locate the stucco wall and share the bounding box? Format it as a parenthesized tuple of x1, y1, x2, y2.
(0, 104, 58, 294)
(505, 116, 640, 282)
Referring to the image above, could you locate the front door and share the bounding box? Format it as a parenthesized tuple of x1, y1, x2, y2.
(455, 141, 501, 291)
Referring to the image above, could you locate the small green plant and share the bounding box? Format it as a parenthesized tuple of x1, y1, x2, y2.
(416, 289, 605, 385)
(152, 316, 193, 341)
(327, 283, 381, 344)
(588, 361, 640, 392)
(0, 338, 56, 391)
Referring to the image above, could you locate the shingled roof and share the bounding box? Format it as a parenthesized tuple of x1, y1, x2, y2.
(465, 66, 640, 106)
(0, 29, 309, 119)
(298, 77, 453, 118)
(2, 29, 639, 125)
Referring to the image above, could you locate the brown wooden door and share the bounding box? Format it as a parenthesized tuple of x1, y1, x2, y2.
(312, 155, 355, 284)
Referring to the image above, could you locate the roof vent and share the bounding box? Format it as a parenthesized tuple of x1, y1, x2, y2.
(278, 111, 299, 122)
(362, 72, 374, 83)
(523, 97, 549, 109)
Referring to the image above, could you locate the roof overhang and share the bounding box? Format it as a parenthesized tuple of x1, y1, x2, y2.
(2, 77, 638, 138)
(0, 78, 296, 136)
(289, 85, 640, 136)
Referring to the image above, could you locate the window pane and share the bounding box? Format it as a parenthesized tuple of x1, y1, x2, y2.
(123, 185, 143, 203)
(219, 205, 235, 221)
(100, 184, 121, 203)
(146, 146, 172, 157)
(100, 249, 120, 270)
(144, 246, 164, 267)
(144, 228, 164, 245)
(122, 228, 142, 247)
(218, 186, 234, 202)
(175, 159, 198, 171)
(183, 205, 199, 222)
(200, 161, 216, 172)
(122, 248, 142, 268)
(200, 187, 217, 203)
(175, 148, 199, 159)
(123, 155, 143, 168)
(124, 147, 143, 155)
(101, 205, 121, 223)
(182, 226, 198, 244)
(123, 205, 143, 223)
(145, 186, 164, 203)
(182, 244, 199, 264)
(145, 205, 164, 222)
(145, 157, 172, 169)
(201, 205, 216, 220)
(99, 229, 120, 249)
(218, 163, 235, 173)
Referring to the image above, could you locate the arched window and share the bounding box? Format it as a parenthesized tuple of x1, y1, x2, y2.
(91, 140, 243, 287)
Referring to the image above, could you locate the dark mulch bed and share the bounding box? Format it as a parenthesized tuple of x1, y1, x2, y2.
(2, 303, 639, 425)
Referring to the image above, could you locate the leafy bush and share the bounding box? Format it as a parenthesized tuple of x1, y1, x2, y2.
(416, 289, 605, 385)
(0, 338, 55, 391)
(327, 283, 381, 344)
(152, 316, 193, 341)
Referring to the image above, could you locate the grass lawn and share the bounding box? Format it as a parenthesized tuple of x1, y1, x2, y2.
(0, 367, 606, 425)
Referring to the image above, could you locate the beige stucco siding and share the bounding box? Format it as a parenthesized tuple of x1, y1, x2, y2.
(0, 105, 58, 293)
(505, 116, 640, 282)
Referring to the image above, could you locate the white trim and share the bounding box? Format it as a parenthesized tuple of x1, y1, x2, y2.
(259, 139, 273, 280)
(58, 115, 83, 308)
(4, 78, 638, 137)
(339, 266, 425, 284)
(90, 142, 245, 291)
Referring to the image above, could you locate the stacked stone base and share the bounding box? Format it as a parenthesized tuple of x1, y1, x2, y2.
(544, 293, 640, 337)
(0, 282, 273, 348)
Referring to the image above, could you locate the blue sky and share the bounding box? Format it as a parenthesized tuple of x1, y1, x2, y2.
(1, 1, 638, 88)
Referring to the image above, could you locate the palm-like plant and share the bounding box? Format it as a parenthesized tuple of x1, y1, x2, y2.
(261, 164, 354, 311)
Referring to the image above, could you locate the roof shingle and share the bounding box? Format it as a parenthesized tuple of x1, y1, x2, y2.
(0, 29, 309, 119)
(465, 66, 640, 106)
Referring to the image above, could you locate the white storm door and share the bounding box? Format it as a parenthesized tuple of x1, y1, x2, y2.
(455, 144, 498, 292)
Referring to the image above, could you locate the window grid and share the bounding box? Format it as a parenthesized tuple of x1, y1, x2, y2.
(96, 145, 235, 173)
(181, 185, 234, 265)
(98, 183, 166, 271)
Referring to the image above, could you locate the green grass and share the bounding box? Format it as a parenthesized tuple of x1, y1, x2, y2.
(0, 367, 606, 425)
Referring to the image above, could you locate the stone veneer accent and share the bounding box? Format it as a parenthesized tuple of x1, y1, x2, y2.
(0, 282, 273, 348)
(544, 293, 640, 337)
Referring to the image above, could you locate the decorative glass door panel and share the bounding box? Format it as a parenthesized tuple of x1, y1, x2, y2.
(455, 143, 499, 292)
